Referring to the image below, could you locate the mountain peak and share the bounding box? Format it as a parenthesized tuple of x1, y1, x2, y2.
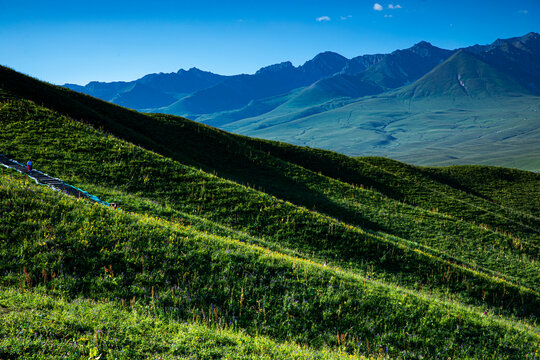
(300, 52, 348, 77)
(520, 32, 540, 42)
(413, 41, 433, 48)
(255, 61, 294, 75)
(407, 41, 450, 58)
(311, 51, 348, 63)
(177, 67, 204, 74)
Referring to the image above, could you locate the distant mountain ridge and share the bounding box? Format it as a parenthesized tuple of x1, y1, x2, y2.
(61, 33, 540, 170)
(64, 67, 227, 110)
(283, 41, 456, 107)
(162, 51, 354, 117)
(62, 47, 424, 114)
(64, 43, 450, 113)
(64, 32, 540, 117)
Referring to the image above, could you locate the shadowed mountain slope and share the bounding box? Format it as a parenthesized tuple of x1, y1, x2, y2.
(396, 50, 531, 101)
(110, 82, 177, 109)
(161, 52, 350, 117)
(64, 67, 227, 110)
(359, 41, 455, 90)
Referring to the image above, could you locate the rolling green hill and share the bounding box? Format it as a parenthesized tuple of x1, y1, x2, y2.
(1, 65, 539, 359)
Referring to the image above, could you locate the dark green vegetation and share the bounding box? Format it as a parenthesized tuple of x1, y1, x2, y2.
(1, 66, 539, 359)
(64, 33, 540, 171)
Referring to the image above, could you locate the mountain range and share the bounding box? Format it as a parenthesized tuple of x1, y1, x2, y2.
(63, 32, 540, 170)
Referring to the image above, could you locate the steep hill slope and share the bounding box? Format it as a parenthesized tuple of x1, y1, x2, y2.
(1, 66, 539, 358)
(2, 170, 538, 359)
(396, 50, 531, 101)
(466, 32, 540, 94)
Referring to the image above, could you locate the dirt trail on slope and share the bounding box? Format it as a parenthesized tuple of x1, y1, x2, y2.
(0, 154, 110, 205)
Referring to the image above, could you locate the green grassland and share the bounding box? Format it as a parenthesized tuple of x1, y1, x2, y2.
(1, 65, 539, 358)
(220, 93, 540, 171)
(0, 287, 361, 360)
(1, 171, 538, 359)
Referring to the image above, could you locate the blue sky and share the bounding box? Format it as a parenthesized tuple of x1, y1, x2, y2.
(1, 0, 539, 85)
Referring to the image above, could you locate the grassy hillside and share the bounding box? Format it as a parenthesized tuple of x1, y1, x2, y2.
(1, 66, 539, 358)
(421, 165, 540, 216)
(0, 288, 357, 360)
(1, 171, 539, 359)
(3, 97, 539, 314)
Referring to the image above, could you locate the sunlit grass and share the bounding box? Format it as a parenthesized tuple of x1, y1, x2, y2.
(1, 172, 539, 359)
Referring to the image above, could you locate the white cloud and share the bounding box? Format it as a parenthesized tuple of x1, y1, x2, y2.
(373, 3, 383, 11)
(384, 14, 393, 17)
(388, 4, 402, 9)
(316, 16, 331, 22)
(340, 15, 353, 20)
(517, 9, 528, 15)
